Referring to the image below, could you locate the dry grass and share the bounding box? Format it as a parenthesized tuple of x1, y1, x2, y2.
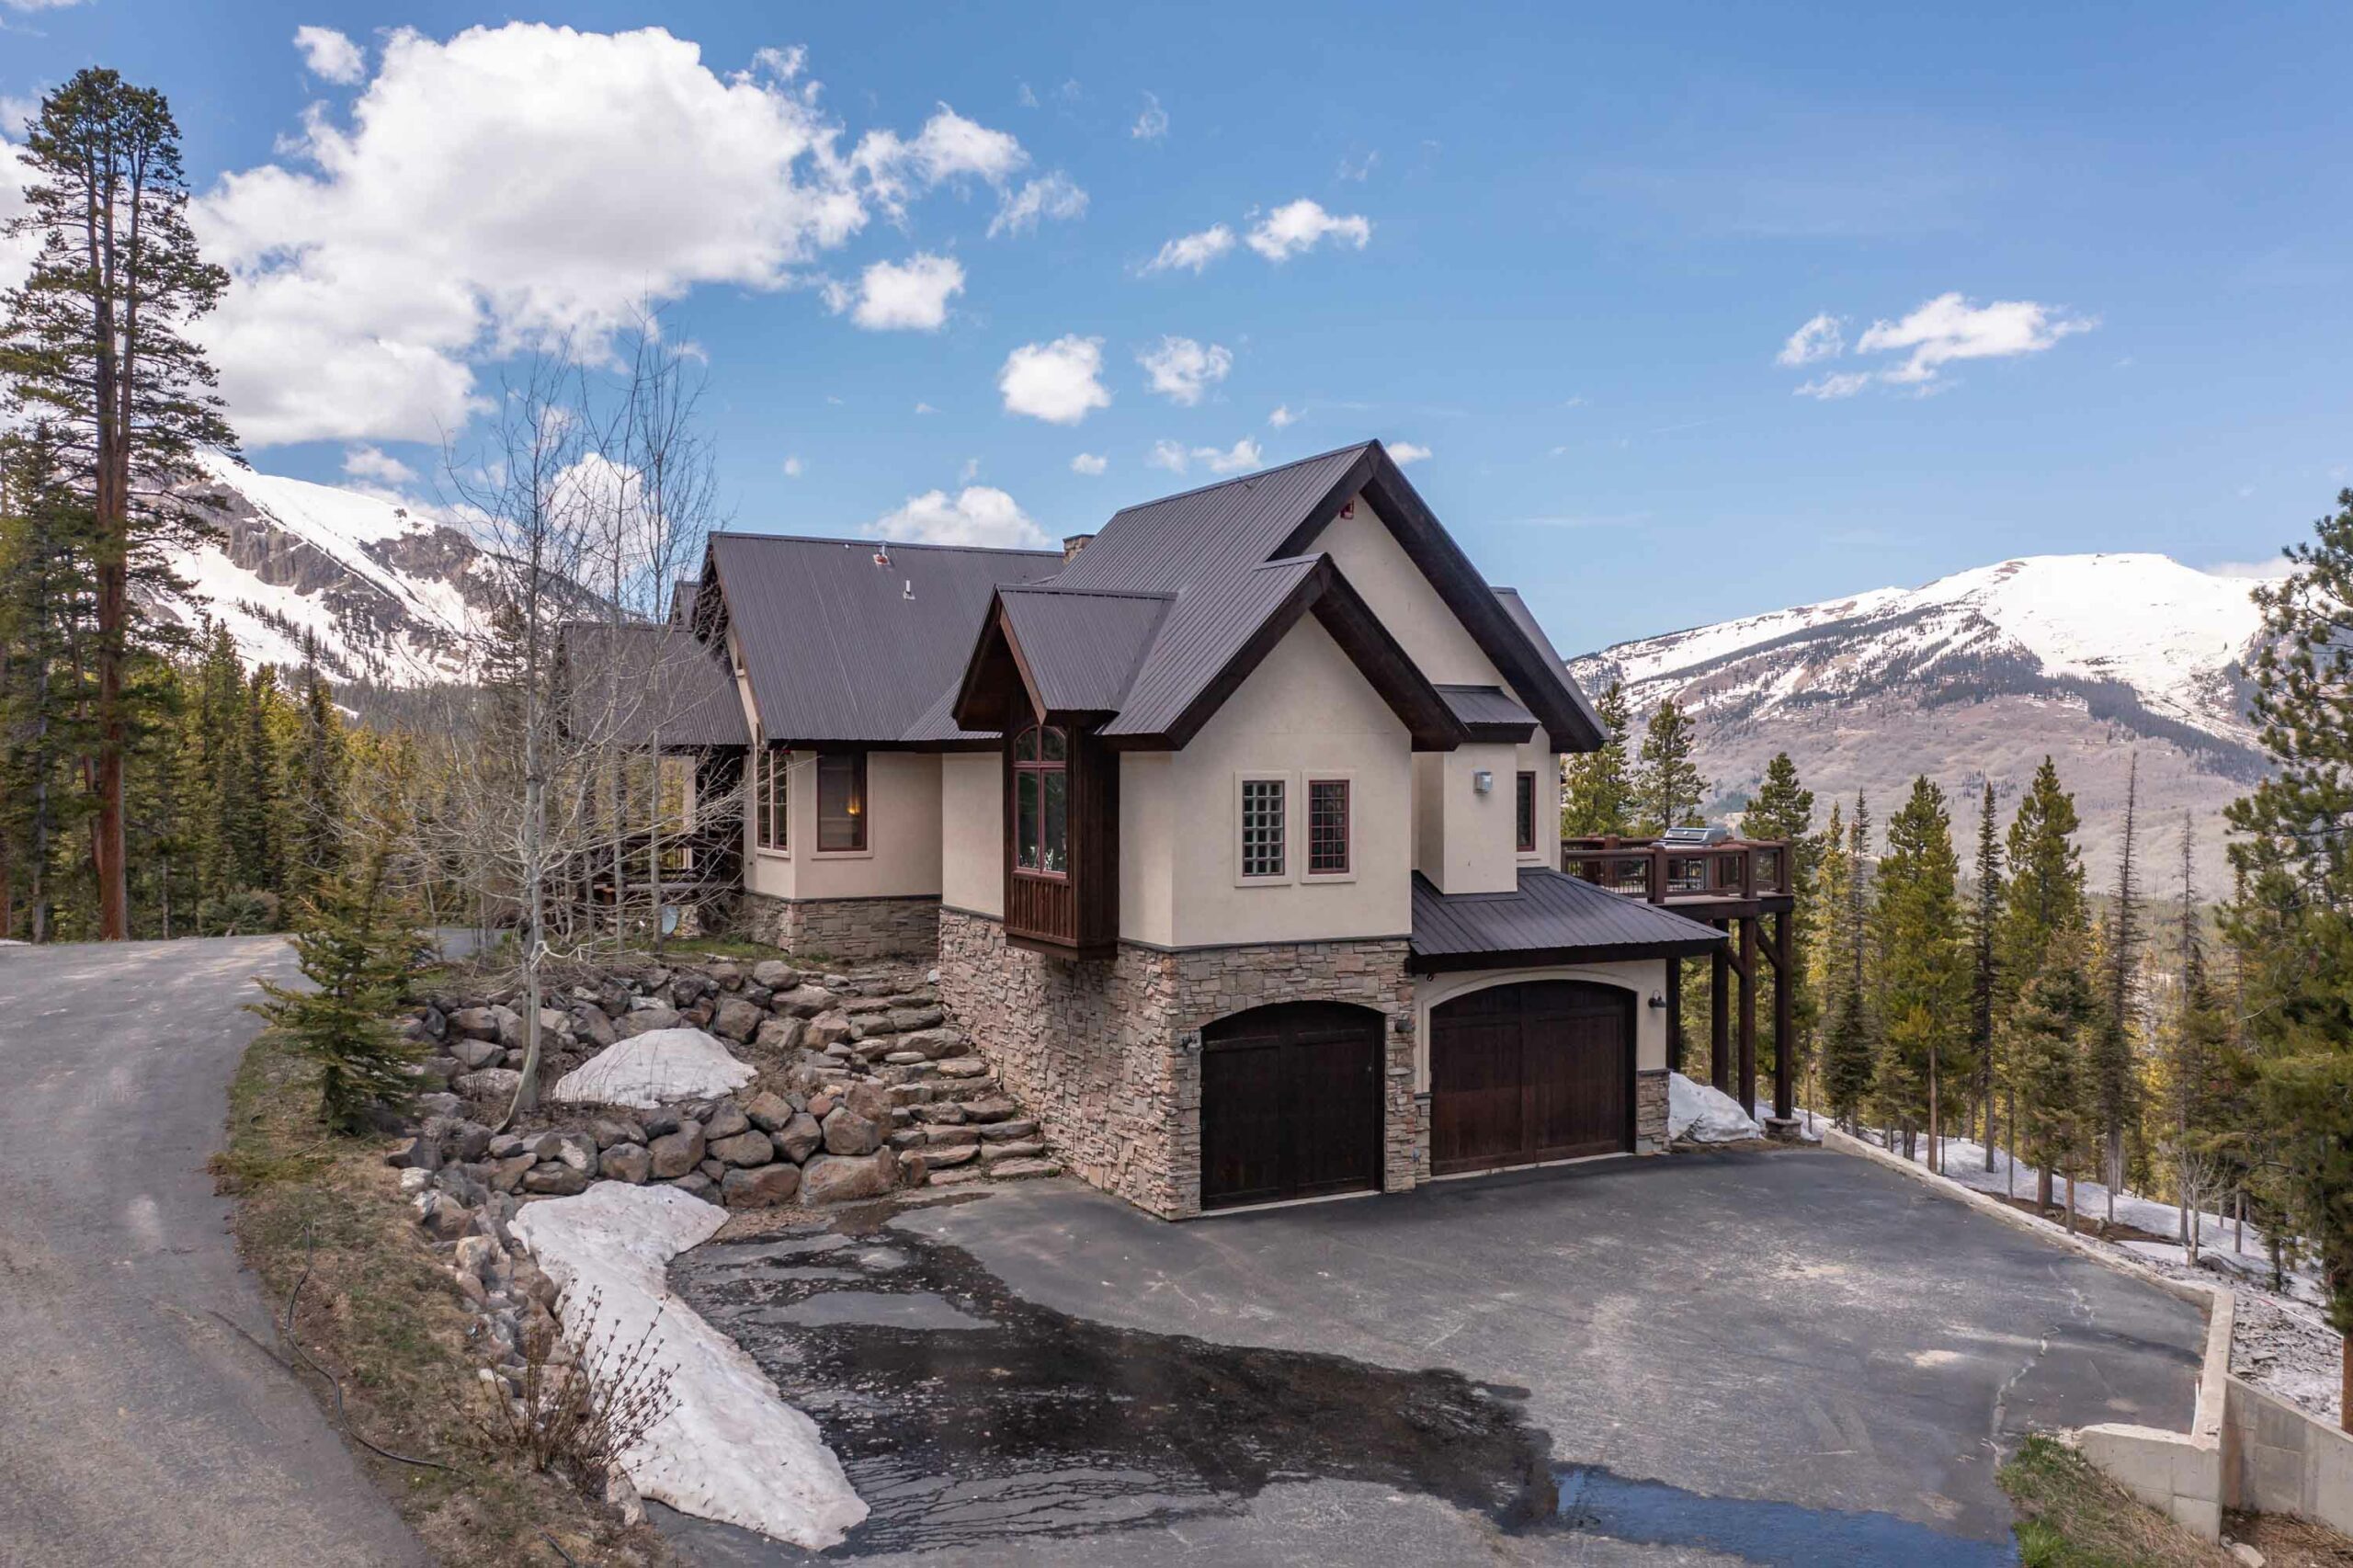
(1998, 1436, 2238, 1568)
(218, 1027, 684, 1568)
(2232, 1511, 2353, 1568)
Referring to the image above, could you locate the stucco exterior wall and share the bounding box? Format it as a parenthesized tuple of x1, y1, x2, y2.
(1161, 616, 1414, 948)
(1518, 732, 1561, 870)
(940, 750, 1003, 918)
(1119, 752, 1176, 949)
(1416, 742, 1521, 894)
(1307, 494, 1507, 687)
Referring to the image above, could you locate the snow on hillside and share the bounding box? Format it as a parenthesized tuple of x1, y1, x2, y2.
(150, 453, 495, 685)
(1571, 553, 2272, 895)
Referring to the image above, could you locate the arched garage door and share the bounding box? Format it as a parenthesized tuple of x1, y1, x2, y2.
(1429, 981, 1633, 1176)
(1200, 1003, 1385, 1210)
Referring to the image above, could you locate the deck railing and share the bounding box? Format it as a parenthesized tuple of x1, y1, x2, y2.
(1561, 835, 1790, 906)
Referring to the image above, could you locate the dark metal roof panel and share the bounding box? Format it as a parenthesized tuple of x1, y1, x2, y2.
(1491, 587, 1603, 750)
(1052, 445, 1370, 598)
(560, 622, 748, 748)
(1101, 557, 1322, 737)
(710, 533, 1062, 743)
(1434, 684, 1536, 733)
(997, 586, 1173, 714)
(1411, 867, 1725, 963)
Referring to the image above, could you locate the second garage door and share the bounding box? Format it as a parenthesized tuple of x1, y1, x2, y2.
(1200, 1002, 1385, 1210)
(1429, 981, 1633, 1176)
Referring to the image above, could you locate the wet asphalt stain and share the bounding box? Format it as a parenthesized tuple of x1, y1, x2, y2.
(1554, 1465, 2018, 1567)
(668, 1200, 1556, 1556)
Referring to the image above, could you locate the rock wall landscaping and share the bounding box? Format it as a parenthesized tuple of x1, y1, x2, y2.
(733, 892, 941, 962)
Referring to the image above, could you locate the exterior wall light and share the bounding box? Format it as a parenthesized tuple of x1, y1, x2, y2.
(1648, 992, 1668, 1009)
(1472, 769, 1495, 794)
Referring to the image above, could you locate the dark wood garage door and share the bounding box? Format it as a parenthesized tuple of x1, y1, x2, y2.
(1429, 981, 1633, 1176)
(1200, 1002, 1385, 1210)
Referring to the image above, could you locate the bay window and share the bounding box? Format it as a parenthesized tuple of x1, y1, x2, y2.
(1013, 722, 1067, 876)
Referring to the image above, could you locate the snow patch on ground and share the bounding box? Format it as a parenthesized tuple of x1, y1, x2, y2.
(550, 1028, 755, 1110)
(1667, 1073, 1763, 1142)
(511, 1183, 869, 1549)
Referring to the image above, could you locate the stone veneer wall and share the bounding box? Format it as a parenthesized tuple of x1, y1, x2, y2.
(937, 908, 1415, 1219)
(1635, 1068, 1669, 1153)
(736, 892, 940, 963)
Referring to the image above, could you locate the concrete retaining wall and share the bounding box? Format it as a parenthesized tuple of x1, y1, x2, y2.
(2224, 1373, 2353, 1537)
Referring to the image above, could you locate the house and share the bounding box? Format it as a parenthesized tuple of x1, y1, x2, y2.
(664, 441, 1794, 1218)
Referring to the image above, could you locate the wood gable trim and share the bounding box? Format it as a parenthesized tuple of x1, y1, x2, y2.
(1275, 444, 1605, 753)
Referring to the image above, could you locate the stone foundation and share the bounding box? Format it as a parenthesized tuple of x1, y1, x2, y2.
(735, 892, 939, 962)
(937, 908, 1415, 1218)
(1636, 1068, 1669, 1153)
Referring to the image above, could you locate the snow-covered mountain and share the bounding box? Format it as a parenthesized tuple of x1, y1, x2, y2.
(150, 453, 502, 685)
(1569, 554, 2272, 894)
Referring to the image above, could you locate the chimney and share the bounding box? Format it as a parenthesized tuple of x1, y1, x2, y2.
(1062, 532, 1095, 562)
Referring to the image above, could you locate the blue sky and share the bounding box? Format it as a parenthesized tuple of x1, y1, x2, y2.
(5, 1, 2347, 649)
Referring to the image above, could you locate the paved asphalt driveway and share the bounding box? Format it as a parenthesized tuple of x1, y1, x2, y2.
(0, 937, 427, 1568)
(662, 1146, 2204, 1566)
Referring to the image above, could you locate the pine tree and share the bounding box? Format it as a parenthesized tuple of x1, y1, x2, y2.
(2009, 926, 2098, 1231)
(1824, 982, 1876, 1132)
(2093, 754, 2144, 1223)
(285, 631, 345, 903)
(1632, 697, 1709, 833)
(2222, 489, 2353, 1427)
(1, 70, 238, 938)
(1742, 753, 1819, 1096)
(248, 850, 425, 1131)
(1969, 782, 2005, 1168)
(1809, 799, 1853, 1122)
(1563, 680, 1636, 836)
(1999, 758, 2088, 1012)
(232, 665, 284, 900)
(1871, 778, 1969, 1167)
(0, 424, 97, 942)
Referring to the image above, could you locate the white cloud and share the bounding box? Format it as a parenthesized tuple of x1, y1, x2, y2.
(1016, 82, 1039, 109)
(987, 171, 1086, 238)
(1142, 224, 1233, 276)
(295, 26, 368, 85)
(782, 455, 804, 477)
(1785, 292, 2095, 399)
(913, 401, 938, 415)
(153, 27, 1037, 447)
(1131, 91, 1168, 142)
(837, 252, 963, 331)
(2, 0, 88, 11)
(1070, 452, 1107, 475)
(1336, 150, 1379, 183)
(341, 443, 416, 485)
(1388, 440, 1430, 464)
(998, 335, 1110, 424)
(1137, 335, 1232, 405)
(1245, 199, 1370, 262)
(870, 485, 1050, 549)
(1268, 403, 1299, 428)
(854, 104, 1027, 216)
(0, 138, 40, 289)
(959, 456, 981, 483)
(1776, 312, 1844, 367)
(1146, 437, 1262, 476)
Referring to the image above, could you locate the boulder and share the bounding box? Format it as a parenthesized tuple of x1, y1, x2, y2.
(923, 1124, 980, 1148)
(698, 1157, 726, 1183)
(445, 1120, 495, 1164)
(448, 1006, 503, 1041)
(799, 1149, 900, 1205)
(597, 982, 633, 1018)
(573, 1006, 619, 1049)
(981, 1140, 1047, 1165)
(590, 1117, 646, 1149)
(488, 1132, 531, 1160)
(415, 1090, 465, 1120)
(925, 1142, 978, 1168)
(773, 1112, 824, 1164)
(420, 1005, 449, 1040)
(710, 1130, 775, 1168)
(752, 959, 799, 990)
(754, 1017, 806, 1053)
(668, 1171, 718, 1203)
(614, 1006, 683, 1040)
(448, 1035, 503, 1072)
(935, 1058, 991, 1080)
(986, 1158, 1060, 1180)
(701, 1101, 751, 1141)
(705, 961, 743, 991)
(711, 996, 764, 1043)
(488, 1153, 535, 1194)
(840, 1081, 892, 1122)
(647, 1123, 706, 1179)
(977, 1119, 1039, 1142)
(772, 984, 835, 1017)
(598, 1143, 651, 1184)
(414, 1189, 472, 1240)
(743, 1090, 798, 1133)
(883, 1051, 927, 1065)
(540, 1131, 598, 1173)
(385, 1135, 440, 1172)
(490, 1004, 526, 1049)
(961, 1097, 1018, 1124)
(898, 1028, 963, 1060)
(806, 1011, 852, 1048)
(522, 1162, 591, 1196)
(415, 1058, 459, 1093)
(890, 1006, 946, 1033)
(822, 1107, 884, 1157)
(721, 1163, 800, 1208)
(455, 1068, 523, 1104)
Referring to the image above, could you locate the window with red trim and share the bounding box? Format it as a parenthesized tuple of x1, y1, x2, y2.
(1307, 778, 1350, 875)
(1516, 770, 1538, 854)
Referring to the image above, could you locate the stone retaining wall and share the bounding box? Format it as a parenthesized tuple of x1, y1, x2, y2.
(1635, 1068, 1669, 1152)
(735, 892, 939, 961)
(938, 909, 1415, 1218)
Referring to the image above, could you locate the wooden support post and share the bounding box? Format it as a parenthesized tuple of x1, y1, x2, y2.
(1737, 916, 1758, 1119)
(1772, 908, 1795, 1121)
(1665, 955, 1683, 1074)
(1710, 923, 1730, 1093)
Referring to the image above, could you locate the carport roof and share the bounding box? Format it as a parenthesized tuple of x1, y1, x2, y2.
(1411, 867, 1727, 970)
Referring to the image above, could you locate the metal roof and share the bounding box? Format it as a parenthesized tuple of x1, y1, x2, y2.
(1491, 586, 1604, 747)
(1411, 868, 1725, 971)
(705, 532, 1063, 744)
(995, 585, 1172, 714)
(1101, 556, 1323, 738)
(559, 622, 748, 749)
(1434, 684, 1537, 740)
